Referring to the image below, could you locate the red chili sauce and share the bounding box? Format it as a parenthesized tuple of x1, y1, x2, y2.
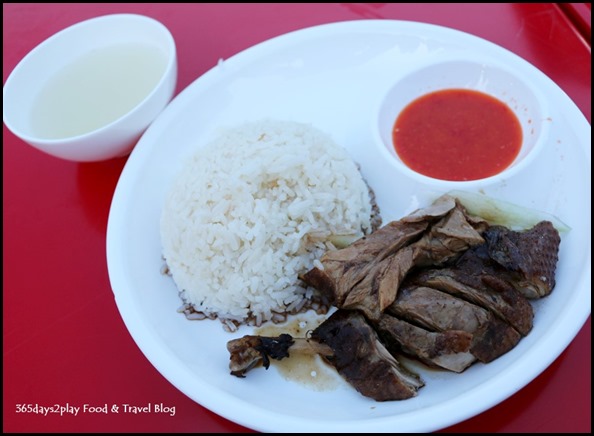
(392, 89, 523, 181)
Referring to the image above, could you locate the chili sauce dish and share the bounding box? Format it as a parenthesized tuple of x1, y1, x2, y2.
(374, 58, 551, 189)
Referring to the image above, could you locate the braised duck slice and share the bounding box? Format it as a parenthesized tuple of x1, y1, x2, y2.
(374, 314, 476, 373)
(301, 219, 427, 313)
(310, 310, 424, 401)
(410, 248, 534, 336)
(388, 285, 521, 363)
(410, 204, 486, 268)
(483, 221, 561, 298)
(302, 195, 487, 320)
(300, 195, 458, 318)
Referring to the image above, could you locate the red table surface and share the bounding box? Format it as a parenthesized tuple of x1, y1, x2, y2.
(3, 3, 591, 433)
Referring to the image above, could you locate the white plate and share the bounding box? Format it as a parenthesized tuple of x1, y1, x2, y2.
(106, 20, 591, 432)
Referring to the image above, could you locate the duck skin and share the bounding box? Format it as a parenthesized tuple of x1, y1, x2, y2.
(482, 221, 561, 298)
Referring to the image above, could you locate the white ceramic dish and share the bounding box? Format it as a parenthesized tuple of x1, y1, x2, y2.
(106, 20, 591, 433)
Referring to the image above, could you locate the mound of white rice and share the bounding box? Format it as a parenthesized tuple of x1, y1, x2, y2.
(160, 120, 374, 330)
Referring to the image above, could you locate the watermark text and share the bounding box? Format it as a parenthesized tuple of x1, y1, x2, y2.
(15, 402, 176, 417)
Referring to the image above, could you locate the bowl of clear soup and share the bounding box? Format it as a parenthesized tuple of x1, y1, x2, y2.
(2, 13, 177, 162)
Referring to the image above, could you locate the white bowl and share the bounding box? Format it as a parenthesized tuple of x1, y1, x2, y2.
(374, 58, 550, 189)
(3, 14, 177, 162)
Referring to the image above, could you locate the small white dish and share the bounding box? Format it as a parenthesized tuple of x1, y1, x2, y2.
(374, 58, 551, 190)
(2, 13, 177, 162)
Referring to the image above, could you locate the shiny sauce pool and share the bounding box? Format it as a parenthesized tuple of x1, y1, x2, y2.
(393, 89, 523, 181)
(255, 316, 341, 391)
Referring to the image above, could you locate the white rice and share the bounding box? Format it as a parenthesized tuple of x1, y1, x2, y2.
(160, 120, 374, 329)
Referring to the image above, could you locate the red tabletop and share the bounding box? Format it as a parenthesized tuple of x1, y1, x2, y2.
(3, 3, 591, 433)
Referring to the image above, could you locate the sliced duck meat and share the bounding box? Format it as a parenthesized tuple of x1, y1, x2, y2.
(302, 195, 487, 320)
(227, 193, 565, 403)
(409, 250, 534, 336)
(388, 285, 521, 363)
(301, 219, 428, 311)
(374, 314, 476, 373)
(482, 221, 561, 298)
(311, 309, 424, 401)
